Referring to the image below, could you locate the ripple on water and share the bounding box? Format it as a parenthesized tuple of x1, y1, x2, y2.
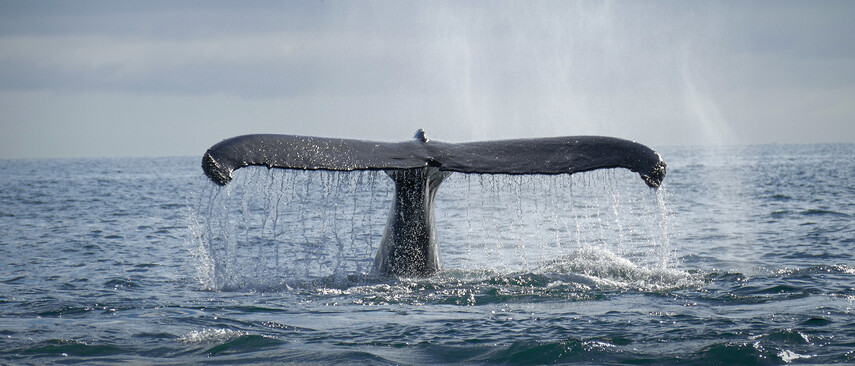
(16, 339, 128, 357)
(177, 328, 286, 356)
(686, 342, 783, 365)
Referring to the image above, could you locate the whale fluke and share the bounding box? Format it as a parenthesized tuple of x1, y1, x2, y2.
(201, 130, 666, 277)
(202, 130, 665, 188)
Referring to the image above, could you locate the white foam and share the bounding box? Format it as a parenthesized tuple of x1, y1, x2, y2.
(178, 328, 247, 344)
(536, 245, 701, 291)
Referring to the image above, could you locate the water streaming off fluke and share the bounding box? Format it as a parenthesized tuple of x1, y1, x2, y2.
(190, 167, 680, 291)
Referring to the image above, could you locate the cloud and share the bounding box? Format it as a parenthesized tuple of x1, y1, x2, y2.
(1, 0, 854, 159)
(0, 2, 698, 97)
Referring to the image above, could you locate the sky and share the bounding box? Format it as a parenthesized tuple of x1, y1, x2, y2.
(1, 0, 854, 159)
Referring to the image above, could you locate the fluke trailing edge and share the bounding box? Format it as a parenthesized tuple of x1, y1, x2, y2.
(201, 130, 666, 277)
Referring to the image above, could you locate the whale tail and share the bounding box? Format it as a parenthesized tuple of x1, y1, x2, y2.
(202, 130, 666, 276)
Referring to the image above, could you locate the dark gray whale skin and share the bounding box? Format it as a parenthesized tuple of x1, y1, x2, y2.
(202, 130, 666, 277)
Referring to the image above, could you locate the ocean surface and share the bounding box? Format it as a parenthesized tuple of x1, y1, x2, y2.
(1, 143, 853, 365)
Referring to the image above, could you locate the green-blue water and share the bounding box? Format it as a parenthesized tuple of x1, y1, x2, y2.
(1, 144, 854, 364)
